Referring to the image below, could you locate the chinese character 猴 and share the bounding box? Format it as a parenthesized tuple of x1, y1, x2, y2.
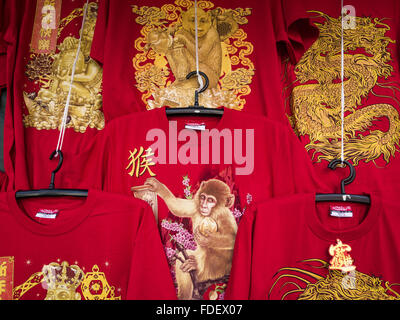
(126, 147, 156, 177)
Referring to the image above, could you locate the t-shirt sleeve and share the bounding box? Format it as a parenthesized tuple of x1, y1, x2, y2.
(63, 127, 110, 190)
(279, 0, 319, 64)
(224, 205, 256, 300)
(0, 171, 7, 191)
(397, 2, 400, 66)
(0, 0, 8, 88)
(273, 123, 331, 195)
(126, 203, 177, 299)
(1, 0, 25, 88)
(248, 198, 289, 300)
(0, 55, 6, 88)
(0, 0, 6, 48)
(90, 0, 109, 64)
(2, 0, 19, 47)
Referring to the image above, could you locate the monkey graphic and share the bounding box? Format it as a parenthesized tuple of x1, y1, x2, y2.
(134, 177, 237, 300)
(145, 6, 222, 91)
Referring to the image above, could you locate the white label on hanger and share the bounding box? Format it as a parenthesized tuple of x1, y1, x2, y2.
(330, 205, 353, 218)
(36, 209, 59, 219)
(185, 122, 206, 131)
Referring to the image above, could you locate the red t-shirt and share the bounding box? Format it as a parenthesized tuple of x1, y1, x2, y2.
(0, 189, 176, 300)
(225, 193, 400, 300)
(90, 0, 317, 122)
(2, 0, 105, 191)
(282, 0, 400, 200)
(0, 0, 6, 88)
(65, 107, 329, 300)
(0, 55, 5, 88)
(0, 171, 8, 192)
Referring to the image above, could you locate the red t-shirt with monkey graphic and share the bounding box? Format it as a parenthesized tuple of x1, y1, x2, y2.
(281, 0, 400, 201)
(225, 192, 400, 300)
(65, 107, 330, 300)
(90, 0, 318, 121)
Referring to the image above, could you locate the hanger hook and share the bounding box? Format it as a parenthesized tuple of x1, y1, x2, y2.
(328, 159, 355, 194)
(185, 71, 209, 108)
(49, 150, 63, 189)
(186, 71, 209, 94)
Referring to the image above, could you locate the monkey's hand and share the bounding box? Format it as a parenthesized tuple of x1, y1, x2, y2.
(144, 177, 167, 196)
(180, 255, 197, 273)
(194, 228, 211, 247)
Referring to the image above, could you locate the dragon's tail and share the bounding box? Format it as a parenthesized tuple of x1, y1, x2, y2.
(306, 104, 400, 166)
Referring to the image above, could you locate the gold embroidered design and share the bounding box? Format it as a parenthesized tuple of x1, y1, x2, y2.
(0, 257, 14, 300)
(80, 265, 121, 300)
(132, 0, 254, 111)
(23, 2, 104, 133)
(286, 12, 400, 166)
(270, 259, 400, 300)
(12, 272, 43, 300)
(42, 261, 84, 300)
(12, 260, 121, 300)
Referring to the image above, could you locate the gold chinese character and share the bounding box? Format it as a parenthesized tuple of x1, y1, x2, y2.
(0, 279, 6, 296)
(40, 28, 52, 37)
(38, 39, 50, 50)
(0, 262, 7, 277)
(126, 147, 156, 178)
(44, 0, 56, 6)
(329, 239, 356, 273)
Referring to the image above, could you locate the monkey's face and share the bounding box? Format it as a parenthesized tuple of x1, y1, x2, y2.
(182, 8, 212, 38)
(199, 193, 217, 216)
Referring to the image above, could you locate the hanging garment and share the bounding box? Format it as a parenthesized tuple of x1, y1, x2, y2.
(0, 189, 177, 300)
(89, 0, 318, 121)
(0, 0, 7, 88)
(2, 0, 105, 191)
(64, 107, 330, 300)
(0, 171, 7, 191)
(225, 192, 400, 300)
(281, 0, 400, 200)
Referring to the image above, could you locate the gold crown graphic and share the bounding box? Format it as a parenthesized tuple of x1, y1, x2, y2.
(42, 261, 85, 300)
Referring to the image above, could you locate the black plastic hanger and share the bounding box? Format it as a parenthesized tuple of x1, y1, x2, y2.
(15, 150, 88, 199)
(165, 71, 224, 117)
(315, 159, 370, 204)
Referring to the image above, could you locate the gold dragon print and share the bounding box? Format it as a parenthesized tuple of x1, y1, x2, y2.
(23, 2, 104, 133)
(286, 12, 400, 166)
(131, 0, 254, 111)
(270, 259, 400, 300)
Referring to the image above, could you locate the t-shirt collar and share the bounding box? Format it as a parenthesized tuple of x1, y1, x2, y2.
(307, 192, 381, 242)
(156, 106, 231, 131)
(6, 190, 95, 236)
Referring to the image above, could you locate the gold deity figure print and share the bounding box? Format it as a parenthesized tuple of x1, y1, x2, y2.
(286, 12, 400, 166)
(133, 177, 238, 300)
(23, 2, 104, 133)
(132, 0, 254, 110)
